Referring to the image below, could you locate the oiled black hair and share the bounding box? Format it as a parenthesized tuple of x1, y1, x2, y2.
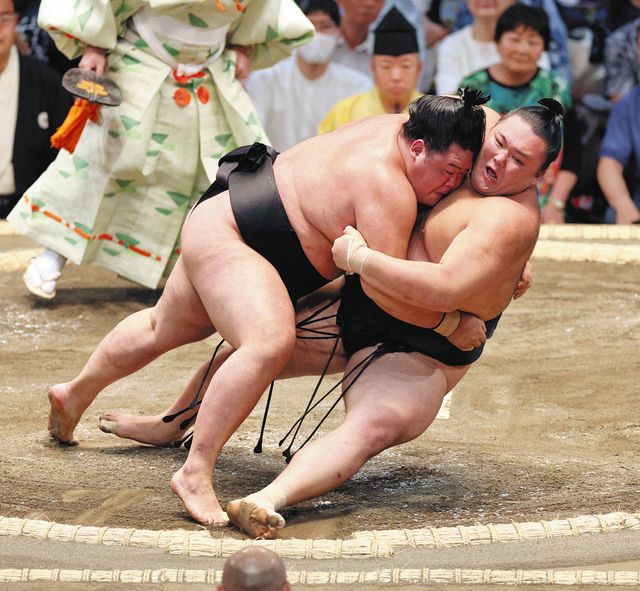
(495, 4, 551, 51)
(402, 88, 489, 161)
(501, 98, 565, 171)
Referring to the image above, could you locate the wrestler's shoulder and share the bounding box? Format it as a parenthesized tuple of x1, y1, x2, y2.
(462, 189, 538, 232)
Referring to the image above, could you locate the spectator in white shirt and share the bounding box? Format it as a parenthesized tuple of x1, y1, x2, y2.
(435, 0, 549, 95)
(247, 0, 371, 151)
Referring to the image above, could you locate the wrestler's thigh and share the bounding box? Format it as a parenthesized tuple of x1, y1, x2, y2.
(282, 299, 347, 378)
(218, 299, 346, 379)
(152, 257, 215, 346)
(182, 233, 295, 349)
(342, 350, 467, 444)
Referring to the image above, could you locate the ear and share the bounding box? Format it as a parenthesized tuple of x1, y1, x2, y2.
(410, 139, 425, 159)
(534, 165, 548, 184)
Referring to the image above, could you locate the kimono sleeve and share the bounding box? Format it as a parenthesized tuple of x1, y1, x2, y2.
(37, 0, 141, 60)
(227, 0, 314, 71)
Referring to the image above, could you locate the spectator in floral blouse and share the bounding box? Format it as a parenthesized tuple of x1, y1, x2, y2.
(448, 0, 572, 86)
(460, 4, 574, 216)
(459, 5, 571, 114)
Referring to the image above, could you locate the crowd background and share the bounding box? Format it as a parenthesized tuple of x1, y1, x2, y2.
(2, 0, 639, 232)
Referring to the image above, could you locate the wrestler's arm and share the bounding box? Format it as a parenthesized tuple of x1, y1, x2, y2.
(351, 171, 417, 261)
(334, 225, 490, 348)
(336, 205, 533, 319)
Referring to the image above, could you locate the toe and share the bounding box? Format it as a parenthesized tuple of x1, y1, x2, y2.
(98, 418, 116, 434)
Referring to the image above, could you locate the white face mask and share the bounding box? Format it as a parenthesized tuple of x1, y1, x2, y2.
(297, 31, 338, 65)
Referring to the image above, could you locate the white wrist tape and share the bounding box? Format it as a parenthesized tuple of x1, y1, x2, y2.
(348, 244, 372, 275)
(346, 229, 370, 275)
(433, 310, 461, 337)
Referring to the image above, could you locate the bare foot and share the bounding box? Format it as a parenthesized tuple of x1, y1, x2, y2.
(226, 498, 286, 539)
(99, 411, 190, 447)
(48, 384, 81, 445)
(170, 466, 228, 526)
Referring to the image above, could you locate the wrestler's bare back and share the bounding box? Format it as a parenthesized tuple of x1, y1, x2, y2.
(183, 116, 416, 282)
(273, 115, 417, 278)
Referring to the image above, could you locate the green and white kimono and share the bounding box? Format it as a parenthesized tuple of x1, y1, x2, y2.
(7, 0, 313, 288)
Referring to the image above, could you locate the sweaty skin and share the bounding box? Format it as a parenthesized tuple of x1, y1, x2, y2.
(45, 106, 479, 527)
(98, 113, 547, 539)
(271, 113, 472, 277)
(351, 113, 544, 325)
(224, 112, 547, 538)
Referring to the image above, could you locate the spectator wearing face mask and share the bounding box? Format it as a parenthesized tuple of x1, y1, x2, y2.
(318, 5, 423, 133)
(246, 0, 371, 151)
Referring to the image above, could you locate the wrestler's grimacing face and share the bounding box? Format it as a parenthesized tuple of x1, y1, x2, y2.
(470, 115, 547, 196)
(411, 143, 474, 205)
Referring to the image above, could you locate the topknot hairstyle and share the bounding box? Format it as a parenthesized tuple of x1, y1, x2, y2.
(538, 97, 565, 118)
(403, 89, 489, 161)
(458, 87, 491, 109)
(501, 98, 565, 171)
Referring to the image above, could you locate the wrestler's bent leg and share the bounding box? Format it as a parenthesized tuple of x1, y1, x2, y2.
(228, 350, 469, 537)
(99, 348, 232, 446)
(48, 257, 215, 445)
(99, 297, 345, 447)
(169, 205, 312, 525)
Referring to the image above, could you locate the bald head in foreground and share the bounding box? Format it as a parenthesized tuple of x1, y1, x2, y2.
(219, 547, 290, 591)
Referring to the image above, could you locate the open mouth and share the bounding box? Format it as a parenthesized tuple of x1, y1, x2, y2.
(486, 166, 498, 182)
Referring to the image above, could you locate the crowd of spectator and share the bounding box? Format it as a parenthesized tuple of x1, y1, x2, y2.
(2, 0, 639, 227)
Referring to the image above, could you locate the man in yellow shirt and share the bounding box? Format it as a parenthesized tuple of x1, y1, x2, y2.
(318, 6, 423, 133)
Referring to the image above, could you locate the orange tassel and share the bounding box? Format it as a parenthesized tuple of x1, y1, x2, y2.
(216, 0, 225, 10)
(235, 0, 244, 11)
(50, 98, 101, 154)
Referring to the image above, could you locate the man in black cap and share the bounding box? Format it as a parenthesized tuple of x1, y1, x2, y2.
(318, 6, 423, 132)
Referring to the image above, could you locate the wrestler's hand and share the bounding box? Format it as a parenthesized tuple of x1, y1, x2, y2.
(79, 46, 107, 75)
(447, 313, 486, 351)
(513, 260, 532, 300)
(332, 226, 371, 275)
(230, 44, 250, 79)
